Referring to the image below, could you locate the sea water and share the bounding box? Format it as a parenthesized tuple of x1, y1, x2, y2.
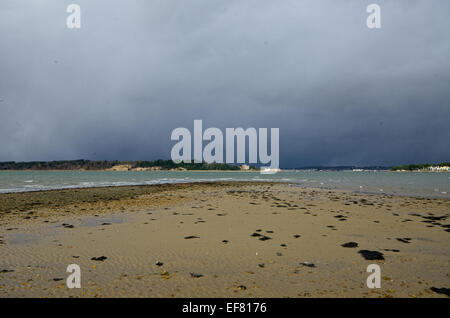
(0, 170, 448, 198)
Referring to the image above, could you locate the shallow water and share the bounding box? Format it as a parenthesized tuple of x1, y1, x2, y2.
(0, 170, 448, 198)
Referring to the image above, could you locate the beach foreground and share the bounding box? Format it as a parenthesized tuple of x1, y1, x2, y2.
(0, 182, 449, 298)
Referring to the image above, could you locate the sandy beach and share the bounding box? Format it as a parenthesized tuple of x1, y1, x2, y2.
(0, 182, 449, 298)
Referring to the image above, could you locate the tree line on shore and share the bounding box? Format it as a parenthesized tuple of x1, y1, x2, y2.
(0, 160, 252, 171)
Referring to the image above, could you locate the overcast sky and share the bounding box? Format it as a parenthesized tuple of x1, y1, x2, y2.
(0, 0, 449, 167)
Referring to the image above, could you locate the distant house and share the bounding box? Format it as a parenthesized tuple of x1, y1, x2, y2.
(429, 166, 449, 172)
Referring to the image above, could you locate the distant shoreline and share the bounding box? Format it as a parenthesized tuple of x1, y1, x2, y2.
(0, 169, 262, 172)
(1, 168, 449, 173)
(0, 159, 256, 172)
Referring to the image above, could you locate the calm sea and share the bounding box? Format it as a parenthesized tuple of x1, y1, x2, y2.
(0, 170, 449, 198)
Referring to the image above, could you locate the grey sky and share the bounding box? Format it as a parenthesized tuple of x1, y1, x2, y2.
(0, 0, 449, 167)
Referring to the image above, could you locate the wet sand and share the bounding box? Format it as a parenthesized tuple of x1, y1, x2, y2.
(0, 182, 449, 298)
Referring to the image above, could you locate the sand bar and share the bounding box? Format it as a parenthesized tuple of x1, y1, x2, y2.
(0, 182, 449, 298)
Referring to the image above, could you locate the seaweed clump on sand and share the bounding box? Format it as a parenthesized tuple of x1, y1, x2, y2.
(358, 250, 384, 260)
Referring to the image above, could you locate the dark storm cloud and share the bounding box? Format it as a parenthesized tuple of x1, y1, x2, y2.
(0, 0, 449, 167)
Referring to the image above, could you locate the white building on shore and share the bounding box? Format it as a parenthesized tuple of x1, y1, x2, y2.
(429, 165, 449, 172)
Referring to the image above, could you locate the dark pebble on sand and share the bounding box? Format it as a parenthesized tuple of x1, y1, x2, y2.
(430, 287, 450, 296)
(300, 262, 316, 268)
(423, 216, 447, 221)
(62, 223, 74, 228)
(358, 250, 384, 260)
(250, 233, 262, 237)
(383, 249, 400, 252)
(91, 256, 107, 261)
(190, 272, 203, 278)
(341, 242, 358, 248)
(0, 269, 14, 273)
(155, 261, 164, 266)
(396, 238, 411, 244)
(222, 240, 229, 244)
(258, 263, 265, 268)
(184, 236, 200, 239)
(293, 235, 301, 238)
(258, 236, 272, 241)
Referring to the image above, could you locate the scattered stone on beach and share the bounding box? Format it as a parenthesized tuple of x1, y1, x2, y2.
(190, 272, 203, 278)
(53, 278, 63, 281)
(91, 256, 107, 261)
(160, 271, 170, 279)
(62, 223, 74, 228)
(258, 236, 272, 241)
(341, 242, 358, 248)
(101, 222, 111, 226)
(358, 250, 384, 260)
(155, 261, 164, 266)
(184, 235, 200, 239)
(396, 238, 412, 244)
(222, 240, 229, 244)
(430, 287, 450, 297)
(250, 232, 262, 237)
(383, 249, 400, 252)
(293, 234, 301, 238)
(422, 215, 447, 221)
(276, 252, 283, 256)
(300, 262, 316, 268)
(237, 285, 247, 291)
(258, 263, 265, 268)
(0, 269, 14, 273)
